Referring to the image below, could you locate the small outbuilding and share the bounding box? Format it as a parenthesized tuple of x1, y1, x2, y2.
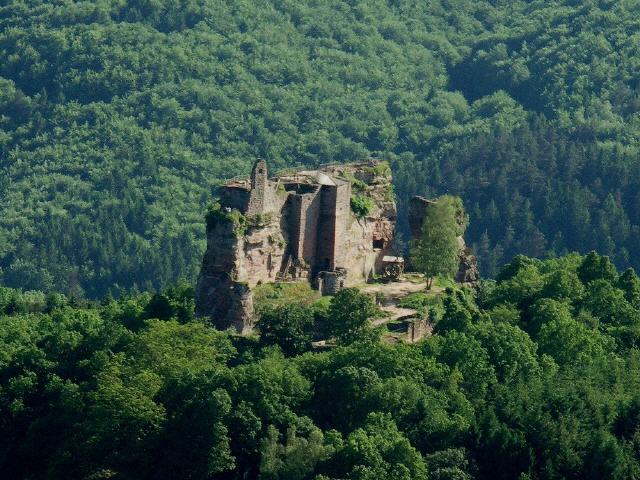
(381, 256, 404, 280)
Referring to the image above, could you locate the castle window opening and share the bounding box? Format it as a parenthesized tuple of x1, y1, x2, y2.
(373, 239, 384, 250)
(284, 182, 316, 194)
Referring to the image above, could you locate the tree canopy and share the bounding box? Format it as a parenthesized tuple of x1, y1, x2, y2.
(3, 252, 640, 479)
(411, 195, 462, 288)
(1, 1, 640, 294)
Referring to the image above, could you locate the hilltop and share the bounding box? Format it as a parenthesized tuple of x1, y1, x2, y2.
(1, 1, 640, 296)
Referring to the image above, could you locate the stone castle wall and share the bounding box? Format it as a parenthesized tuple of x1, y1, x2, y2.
(317, 185, 338, 271)
(219, 186, 250, 212)
(196, 159, 397, 332)
(289, 189, 322, 267)
(332, 183, 352, 270)
(247, 159, 267, 215)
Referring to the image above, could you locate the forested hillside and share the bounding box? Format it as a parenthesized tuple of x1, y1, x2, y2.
(4, 252, 640, 479)
(2, 0, 640, 295)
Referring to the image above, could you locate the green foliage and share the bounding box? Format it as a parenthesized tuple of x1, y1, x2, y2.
(396, 291, 442, 319)
(411, 196, 461, 288)
(397, 292, 431, 310)
(143, 280, 195, 324)
(342, 171, 368, 192)
(259, 425, 334, 480)
(426, 448, 474, 480)
(334, 413, 428, 480)
(253, 282, 322, 315)
(434, 295, 473, 335)
(578, 251, 619, 285)
(206, 202, 248, 235)
(371, 161, 392, 178)
(350, 195, 374, 218)
(617, 268, 640, 307)
(4, 252, 640, 479)
(258, 304, 315, 356)
(324, 288, 379, 345)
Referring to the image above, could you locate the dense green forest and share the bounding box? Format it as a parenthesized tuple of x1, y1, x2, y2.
(2, 0, 640, 295)
(4, 251, 640, 479)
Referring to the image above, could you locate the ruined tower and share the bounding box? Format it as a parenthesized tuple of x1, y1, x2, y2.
(247, 158, 268, 215)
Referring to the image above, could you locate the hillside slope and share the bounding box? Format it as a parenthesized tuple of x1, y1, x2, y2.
(1, 0, 640, 295)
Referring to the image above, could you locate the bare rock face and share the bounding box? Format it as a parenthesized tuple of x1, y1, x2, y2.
(408, 196, 480, 285)
(456, 245, 480, 285)
(195, 210, 254, 333)
(195, 205, 290, 333)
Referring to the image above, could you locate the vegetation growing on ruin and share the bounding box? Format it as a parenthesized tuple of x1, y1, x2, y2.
(246, 212, 272, 230)
(206, 202, 248, 235)
(3, 252, 640, 479)
(350, 195, 375, 219)
(341, 171, 368, 193)
(369, 161, 392, 178)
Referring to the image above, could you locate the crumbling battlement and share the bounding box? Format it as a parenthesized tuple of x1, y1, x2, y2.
(196, 159, 397, 332)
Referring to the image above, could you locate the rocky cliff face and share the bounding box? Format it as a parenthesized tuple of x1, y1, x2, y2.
(195, 204, 290, 333)
(194, 208, 252, 333)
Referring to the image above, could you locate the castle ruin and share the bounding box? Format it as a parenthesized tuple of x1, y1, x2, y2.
(195, 159, 396, 332)
(195, 159, 479, 333)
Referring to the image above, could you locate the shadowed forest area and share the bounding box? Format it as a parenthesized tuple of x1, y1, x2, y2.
(3, 252, 640, 479)
(2, 0, 640, 296)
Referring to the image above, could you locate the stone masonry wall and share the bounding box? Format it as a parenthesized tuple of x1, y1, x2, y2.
(219, 186, 250, 212)
(290, 189, 321, 267)
(196, 160, 397, 333)
(333, 162, 396, 286)
(332, 182, 352, 271)
(317, 185, 338, 271)
(247, 159, 267, 215)
(301, 191, 322, 266)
